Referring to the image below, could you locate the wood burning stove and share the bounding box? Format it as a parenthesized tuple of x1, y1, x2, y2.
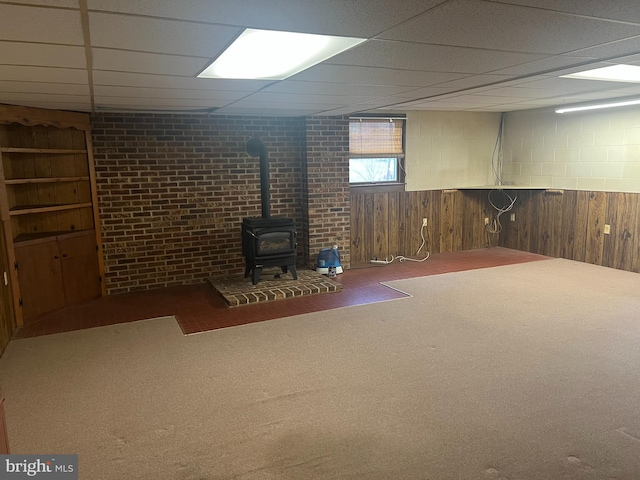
(242, 138, 297, 285)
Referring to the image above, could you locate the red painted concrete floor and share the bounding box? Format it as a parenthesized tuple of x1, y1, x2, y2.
(14, 247, 548, 338)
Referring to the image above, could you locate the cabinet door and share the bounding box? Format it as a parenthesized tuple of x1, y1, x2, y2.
(0, 221, 15, 354)
(58, 232, 101, 305)
(14, 240, 65, 320)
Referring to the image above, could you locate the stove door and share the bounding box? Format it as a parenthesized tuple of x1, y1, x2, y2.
(255, 227, 296, 256)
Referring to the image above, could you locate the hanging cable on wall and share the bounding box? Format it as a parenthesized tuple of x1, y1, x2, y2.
(486, 189, 516, 235)
(486, 112, 516, 236)
(492, 113, 505, 186)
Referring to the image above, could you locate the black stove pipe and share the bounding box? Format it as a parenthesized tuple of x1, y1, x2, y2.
(246, 138, 270, 218)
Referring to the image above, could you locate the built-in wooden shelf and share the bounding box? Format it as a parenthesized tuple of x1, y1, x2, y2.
(0, 147, 87, 154)
(13, 229, 94, 245)
(9, 202, 93, 216)
(5, 176, 89, 185)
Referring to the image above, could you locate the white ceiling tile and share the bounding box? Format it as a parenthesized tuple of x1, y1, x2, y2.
(423, 74, 517, 91)
(3, 100, 91, 111)
(87, 0, 442, 38)
(489, 0, 640, 24)
(512, 77, 639, 94)
(0, 81, 89, 95)
(385, 87, 460, 99)
(380, 0, 640, 55)
(93, 85, 251, 101)
(0, 92, 90, 103)
(489, 55, 601, 76)
(567, 37, 640, 59)
(240, 91, 377, 105)
(442, 94, 532, 104)
(89, 12, 240, 57)
(93, 96, 228, 108)
(313, 107, 366, 116)
(214, 107, 321, 116)
(0, 65, 87, 84)
(291, 64, 469, 87)
(477, 86, 564, 99)
(553, 92, 640, 103)
(2, 0, 640, 115)
(467, 105, 518, 112)
(92, 70, 272, 91)
(5, 0, 78, 6)
(0, 4, 83, 44)
(262, 81, 415, 97)
(223, 100, 344, 111)
(0, 41, 86, 68)
(329, 40, 547, 74)
(92, 48, 209, 76)
(603, 54, 640, 65)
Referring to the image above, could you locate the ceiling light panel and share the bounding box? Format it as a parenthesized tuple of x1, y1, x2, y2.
(562, 64, 640, 83)
(198, 29, 366, 80)
(556, 97, 640, 113)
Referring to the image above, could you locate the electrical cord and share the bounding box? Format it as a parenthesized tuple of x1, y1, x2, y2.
(492, 113, 505, 186)
(486, 189, 517, 234)
(371, 224, 430, 264)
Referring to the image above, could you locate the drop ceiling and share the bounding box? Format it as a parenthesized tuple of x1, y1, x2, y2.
(4, 0, 640, 116)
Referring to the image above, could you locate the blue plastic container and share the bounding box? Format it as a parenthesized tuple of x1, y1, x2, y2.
(316, 247, 343, 275)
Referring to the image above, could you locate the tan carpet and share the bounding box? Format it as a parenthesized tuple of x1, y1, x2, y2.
(1, 258, 640, 479)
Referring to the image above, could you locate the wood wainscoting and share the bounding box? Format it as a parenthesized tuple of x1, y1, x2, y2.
(350, 189, 496, 265)
(500, 190, 640, 273)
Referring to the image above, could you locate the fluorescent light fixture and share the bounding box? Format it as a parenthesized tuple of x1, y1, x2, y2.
(556, 97, 640, 114)
(198, 29, 366, 80)
(561, 64, 640, 83)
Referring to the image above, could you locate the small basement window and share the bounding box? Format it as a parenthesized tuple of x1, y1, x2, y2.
(349, 116, 405, 188)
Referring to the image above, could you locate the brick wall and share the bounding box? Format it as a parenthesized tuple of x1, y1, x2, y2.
(303, 116, 351, 269)
(91, 113, 306, 294)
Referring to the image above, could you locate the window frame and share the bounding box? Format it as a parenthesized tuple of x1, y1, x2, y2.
(348, 114, 406, 191)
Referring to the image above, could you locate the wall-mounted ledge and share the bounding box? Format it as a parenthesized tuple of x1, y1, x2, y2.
(456, 185, 547, 190)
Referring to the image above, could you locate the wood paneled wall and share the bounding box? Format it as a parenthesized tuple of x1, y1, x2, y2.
(350, 189, 496, 264)
(500, 190, 640, 272)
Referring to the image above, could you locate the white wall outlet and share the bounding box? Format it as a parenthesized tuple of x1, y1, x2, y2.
(510, 213, 516, 222)
(604, 224, 611, 235)
(484, 217, 489, 225)
(422, 218, 428, 227)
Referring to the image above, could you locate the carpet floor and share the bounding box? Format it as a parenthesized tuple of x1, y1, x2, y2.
(1, 258, 640, 479)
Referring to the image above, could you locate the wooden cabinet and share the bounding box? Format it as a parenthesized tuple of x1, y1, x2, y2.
(14, 232, 101, 320)
(0, 391, 8, 454)
(0, 105, 105, 325)
(0, 221, 15, 355)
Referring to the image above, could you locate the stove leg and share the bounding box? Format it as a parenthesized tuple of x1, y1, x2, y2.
(244, 261, 252, 278)
(252, 265, 262, 285)
(289, 264, 297, 280)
